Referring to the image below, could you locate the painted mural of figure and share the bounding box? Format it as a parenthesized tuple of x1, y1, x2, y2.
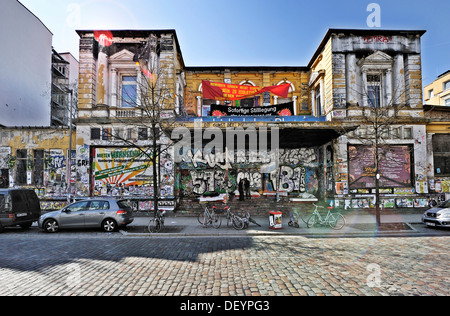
(238, 179, 245, 201)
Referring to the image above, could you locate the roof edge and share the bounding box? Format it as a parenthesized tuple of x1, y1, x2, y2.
(307, 28, 427, 68)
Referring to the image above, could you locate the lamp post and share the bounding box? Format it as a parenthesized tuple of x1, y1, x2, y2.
(67, 89, 73, 204)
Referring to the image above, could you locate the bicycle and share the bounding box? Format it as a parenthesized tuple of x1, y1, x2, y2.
(288, 210, 300, 228)
(198, 205, 222, 228)
(239, 211, 261, 229)
(215, 206, 245, 230)
(148, 209, 166, 233)
(306, 203, 346, 230)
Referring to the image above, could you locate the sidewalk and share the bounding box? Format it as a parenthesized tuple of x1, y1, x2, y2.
(121, 209, 425, 237)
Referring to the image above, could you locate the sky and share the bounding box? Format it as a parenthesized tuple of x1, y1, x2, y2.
(18, 0, 450, 86)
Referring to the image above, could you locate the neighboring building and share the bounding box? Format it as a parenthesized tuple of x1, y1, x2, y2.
(424, 70, 450, 203)
(424, 70, 450, 106)
(0, 2, 79, 211)
(0, 0, 53, 126)
(0, 126, 75, 211)
(51, 49, 71, 126)
(60, 52, 80, 126)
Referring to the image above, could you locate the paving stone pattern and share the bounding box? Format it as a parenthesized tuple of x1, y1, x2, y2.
(0, 235, 448, 296)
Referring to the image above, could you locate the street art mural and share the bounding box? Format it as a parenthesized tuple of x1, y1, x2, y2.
(91, 146, 174, 198)
(177, 148, 320, 198)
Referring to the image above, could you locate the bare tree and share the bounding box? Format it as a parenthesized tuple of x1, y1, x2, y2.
(345, 68, 413, 227)
(103, 36, 180, 217)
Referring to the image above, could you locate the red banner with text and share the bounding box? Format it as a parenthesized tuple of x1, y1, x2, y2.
(202, 80, 290, 101)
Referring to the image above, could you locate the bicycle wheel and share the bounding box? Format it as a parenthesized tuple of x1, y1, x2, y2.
(232, 216, 245, 230)
(306, 214, 317, 228)
(212, 213, 222, 229)
(329, 213, 346, 230)
(198, 212, 207, 226)
(148, 218, 161, 233)
(300, 212, 310, 224)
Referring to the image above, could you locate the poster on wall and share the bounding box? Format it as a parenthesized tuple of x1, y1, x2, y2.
(348, 145, 412, 189)
(93, 147, 155, 188)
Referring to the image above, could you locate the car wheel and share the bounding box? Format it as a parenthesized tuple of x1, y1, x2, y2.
(44, 219, 59, 233)
(102, 219, 117, 232)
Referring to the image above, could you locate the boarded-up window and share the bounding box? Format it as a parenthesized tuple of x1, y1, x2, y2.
(16, 149, 27, 185)
(33, 150, 44, 185)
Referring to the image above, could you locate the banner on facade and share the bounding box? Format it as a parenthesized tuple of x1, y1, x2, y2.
(210, 102, 294, 116)
(202, 80, 290, 101)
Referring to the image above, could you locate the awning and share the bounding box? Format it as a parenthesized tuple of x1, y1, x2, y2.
(171, 119, 357, 148)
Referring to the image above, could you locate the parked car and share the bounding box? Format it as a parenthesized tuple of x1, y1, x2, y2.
(0, 189, 41, 233)
(422, 199, 450, 228)
(39, 198, 133, 233)
(0, 189, 41, 232)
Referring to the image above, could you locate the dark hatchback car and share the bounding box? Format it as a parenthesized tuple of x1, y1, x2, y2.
(0, 189, 41, 232)
(422, 199, 450, 228)
(39, 198, 134, 233)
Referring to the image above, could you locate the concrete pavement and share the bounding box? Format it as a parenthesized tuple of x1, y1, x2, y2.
(122, 209, 428, 237)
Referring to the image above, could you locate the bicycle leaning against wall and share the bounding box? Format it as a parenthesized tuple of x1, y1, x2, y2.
(306, 203, 346, 230)
(198, 205, 222, 228)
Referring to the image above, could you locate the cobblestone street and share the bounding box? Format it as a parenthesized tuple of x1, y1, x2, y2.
(0, 233, 448, 296)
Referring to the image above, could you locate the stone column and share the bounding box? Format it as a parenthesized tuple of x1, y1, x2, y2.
(196, 96, 202, 117)
(393, 54, 405, 105)
(346, 54, 357, 106)
(111, 68, 118, 107)
(362, 69, 368, 107)
(385, 69, 393, 106)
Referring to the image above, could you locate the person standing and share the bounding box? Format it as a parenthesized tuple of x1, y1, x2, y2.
(244, 178, 251, 199)
(238, 178, 245, 201)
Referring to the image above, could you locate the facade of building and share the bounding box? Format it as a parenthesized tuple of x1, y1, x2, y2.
(313, 30, 429, 210)
(0, 127, 75, 211)
(0, 0, 53, 127)
(71, 28, 432, 213)
(74, 30, 185, 211)
(424, 70, 450, 203)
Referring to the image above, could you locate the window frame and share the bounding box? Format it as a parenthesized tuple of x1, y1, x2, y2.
(120, 74, 138, 108)
(366, 73, 383, 108)
(443, 80, 450, 91)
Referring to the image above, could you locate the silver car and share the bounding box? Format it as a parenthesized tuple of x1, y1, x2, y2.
(422, 199, 450, 228)
(39, 199, 133, 233)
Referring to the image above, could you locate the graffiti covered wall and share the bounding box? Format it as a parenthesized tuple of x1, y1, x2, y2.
(177, 148, 320, 197)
